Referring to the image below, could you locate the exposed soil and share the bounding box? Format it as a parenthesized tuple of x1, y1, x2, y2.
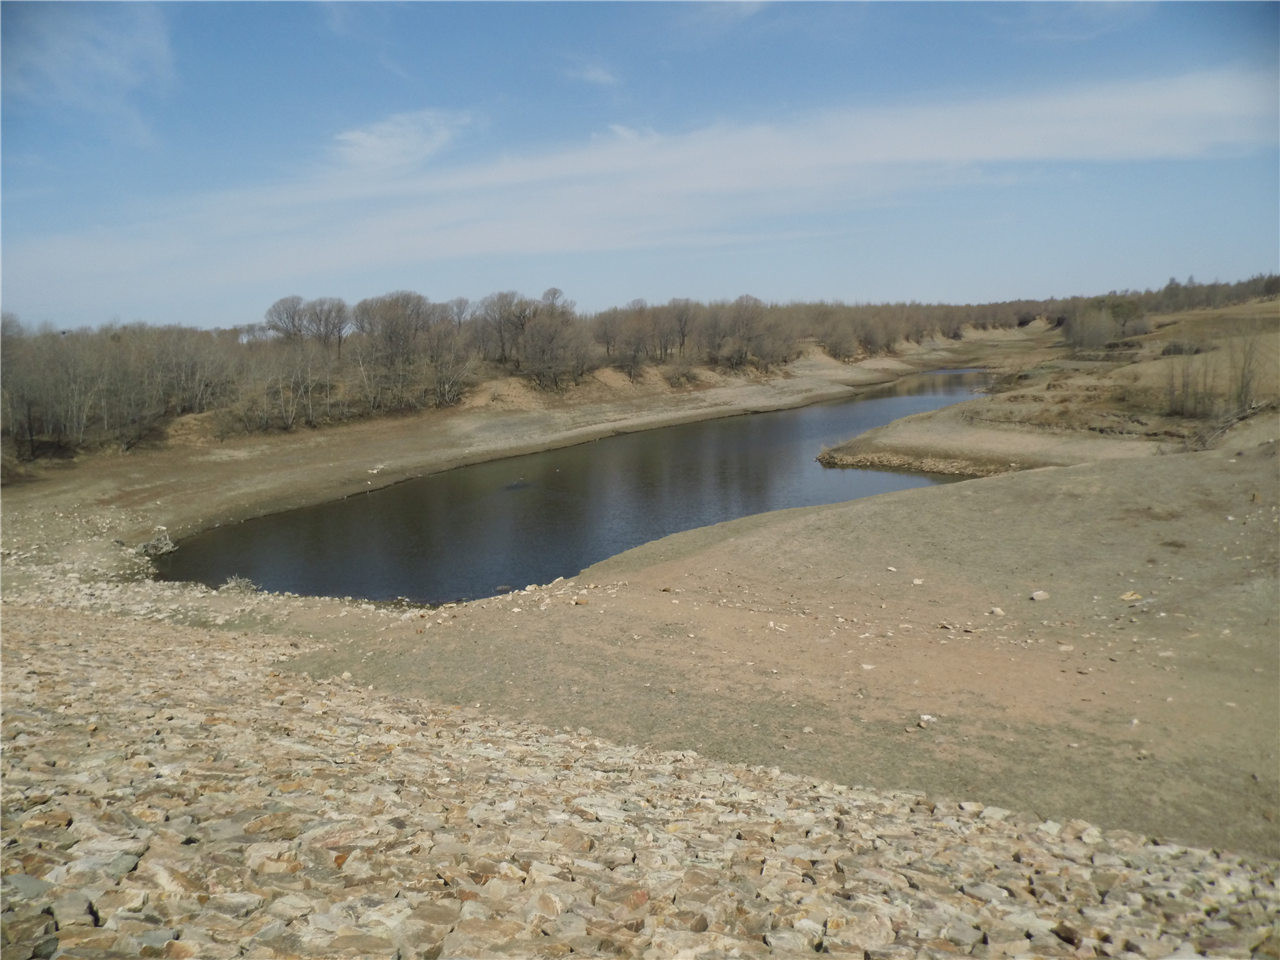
(3, 314, 1277, 861)
(290, 418, 1279, 857)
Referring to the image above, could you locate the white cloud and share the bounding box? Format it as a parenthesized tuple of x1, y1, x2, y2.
(564, 62, 620, 87)
(334, 67, 1272, 218)
(1, 3, 173, 142)
(6, 67, 1275, 324)
(329, 110, 474, 173)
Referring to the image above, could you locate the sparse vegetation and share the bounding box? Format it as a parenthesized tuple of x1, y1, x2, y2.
(219, 574, 258, 593)
(1063, 305, 1118, 350)
(1163, 321, 1270, 424)
(1227, 334, 1261, 416)
(2, 273, 1275, 468)
(1165, 350, 1220, 419)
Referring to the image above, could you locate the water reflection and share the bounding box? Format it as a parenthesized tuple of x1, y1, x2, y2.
(155, 371, 985, 604)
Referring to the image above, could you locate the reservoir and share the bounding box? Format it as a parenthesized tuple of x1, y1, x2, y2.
(155, 370, 985, 604)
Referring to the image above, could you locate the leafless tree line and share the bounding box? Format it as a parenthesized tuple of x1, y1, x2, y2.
(1, 317, 239, 457)
(3, 274, 1274, 461)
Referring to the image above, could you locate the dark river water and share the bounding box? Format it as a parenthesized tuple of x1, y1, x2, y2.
(155, 370, 986, 604)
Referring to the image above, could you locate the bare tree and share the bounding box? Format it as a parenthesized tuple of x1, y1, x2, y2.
(649, 304, 678, 363)
(667, 298, 696, 358)
(426, 324, 475, 406)
(447, 297, 471, 330)
(265, 296, 306, 340)
(96, 324, 167, 449)
(349, 292, 429, 410)
(476, 291, 536, 367)
(10, 276, 1278, 462)
(592, 308, 623, 358)
(719, 295, 764, 368)
(303, 297, 350, 358)
(1, 315, 39, 457)
(616, 301, 652, 380)
(523, 291, 587, 389)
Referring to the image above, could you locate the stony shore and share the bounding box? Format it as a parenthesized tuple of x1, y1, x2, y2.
(4, 603, 1277, 960)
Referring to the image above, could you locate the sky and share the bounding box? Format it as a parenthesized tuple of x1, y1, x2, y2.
(2, 2, 1277, 330)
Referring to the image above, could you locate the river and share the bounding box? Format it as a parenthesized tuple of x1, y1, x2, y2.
(154, 370, 986, 604)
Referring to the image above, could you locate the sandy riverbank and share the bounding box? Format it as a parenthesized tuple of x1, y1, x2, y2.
(814, 399, 1167, 476)
(2, 315, 1277, 859)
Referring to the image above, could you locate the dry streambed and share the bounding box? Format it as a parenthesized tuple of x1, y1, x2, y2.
(3, 604, 1277, 960)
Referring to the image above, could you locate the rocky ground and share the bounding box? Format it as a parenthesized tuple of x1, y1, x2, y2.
(3, 604, 1277, 960)
(3, 316, 1278, 958)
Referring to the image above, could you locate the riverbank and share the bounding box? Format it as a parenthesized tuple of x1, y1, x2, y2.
(814, 400, 1169, 476)
(0, 331, 1025, 562)
(279, 413, 1278, 858)
(819, 299, 1280, 477)
(3, 313, 1279, 957)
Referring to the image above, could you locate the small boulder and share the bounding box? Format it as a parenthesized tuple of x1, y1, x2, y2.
(138, 533, 177, 557)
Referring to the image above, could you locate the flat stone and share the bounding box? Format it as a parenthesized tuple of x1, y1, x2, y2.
(3, 602, 1276, 960)
(962, 880, 1010, 903)
(1, 873, 54, 900)
(206, 891, 266, 917)
(50, 890, 96, 927)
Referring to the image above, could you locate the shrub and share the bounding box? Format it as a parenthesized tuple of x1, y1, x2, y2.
(1226, 335, 1260, 416)
(1126, 315, 1153, 336)
(662, 361, 697, 387)
(1063, 308, 1116, 350)
(1165, 354, 1217, 419)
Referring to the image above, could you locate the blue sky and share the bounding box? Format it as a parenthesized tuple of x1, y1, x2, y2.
(2, 1, 1277, 330)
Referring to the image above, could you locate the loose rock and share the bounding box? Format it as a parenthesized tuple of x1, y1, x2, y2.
(3, 603, 1276, 959)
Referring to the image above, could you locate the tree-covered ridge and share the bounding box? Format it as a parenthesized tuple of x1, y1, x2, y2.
(3, 274, 1276, 461)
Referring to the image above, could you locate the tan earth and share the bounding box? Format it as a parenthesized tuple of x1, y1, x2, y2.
(3, 308, 1278, 874)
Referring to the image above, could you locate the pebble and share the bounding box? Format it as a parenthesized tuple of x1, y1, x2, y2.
(3, 602, 1277, 960)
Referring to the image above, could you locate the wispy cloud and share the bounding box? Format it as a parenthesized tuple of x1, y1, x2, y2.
(989, 2, 1151, 43)
(682, 1, 771, 31)
(663, 1, 775, 51)
(355, 67, 1275, 204)
(329, 110, 475, 174)
(563, 60, 620, 87)
(319, 2, 354, 38)
(1, 3, 173, 143)
(7, 67, 1275, 323)
(317, 3, 414, 82)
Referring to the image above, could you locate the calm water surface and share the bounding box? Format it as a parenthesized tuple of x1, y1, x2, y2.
(156, 371, 985, 604)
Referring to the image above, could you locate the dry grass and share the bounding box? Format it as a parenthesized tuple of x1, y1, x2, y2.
(974, 300, 1279, 439)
